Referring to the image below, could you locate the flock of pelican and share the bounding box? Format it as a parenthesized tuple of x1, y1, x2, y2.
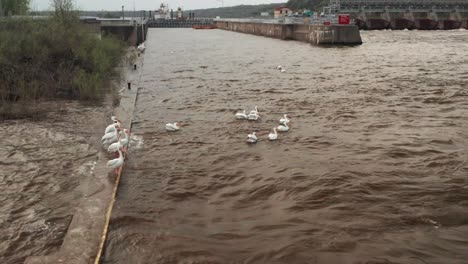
(102, 116, 129, 173)
(237, 106, 290, 144)
(163, 106, 289, 144)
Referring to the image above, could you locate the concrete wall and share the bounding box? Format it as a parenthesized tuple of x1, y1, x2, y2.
(352, 11, 468, 30)
(215, 21, 363, 46)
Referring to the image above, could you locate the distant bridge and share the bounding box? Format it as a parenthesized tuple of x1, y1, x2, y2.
(325, 0, 468, 29)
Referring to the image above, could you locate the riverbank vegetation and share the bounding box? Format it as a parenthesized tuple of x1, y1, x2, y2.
(286, 0, 329, 11)
(0, 0, 30, 16)
(0, 0, 125, 119)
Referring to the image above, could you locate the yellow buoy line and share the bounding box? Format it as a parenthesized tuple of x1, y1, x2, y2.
(94, 86, 143, 264)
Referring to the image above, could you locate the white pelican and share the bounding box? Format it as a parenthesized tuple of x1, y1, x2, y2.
(249, 106, 259, 115)
(166, 123, 180, 131)
(276, 65, 283, 70)
(105, 122, 120, 134)
(280, 68, 286, 73)
(137, 43, 146, 52)
(247, 113, 260, 121)
(268, 128, 278, 141)
(107, 129, 129, 154)
(102, 130, 120, 145)
(119, 129, 129, 147)
(277, 123, 289, 132)
(235, 110, 248, 119)
(111, 116, 121, 123)
(279, 114, 290, 124)
(107, 149, 124, 173)
(247, 132, 257, 143)
(108, 141, 124, 154)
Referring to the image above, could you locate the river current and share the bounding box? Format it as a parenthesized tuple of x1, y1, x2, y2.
(102, 29, 468, 264)
(2, 28, 467, 264)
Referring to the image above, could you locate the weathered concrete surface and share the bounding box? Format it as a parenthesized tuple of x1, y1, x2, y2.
(308, 25, 363, 45)
(24, 47, 144, 264)
(352, 10, 468, 30)
(215, 20, 362, 46)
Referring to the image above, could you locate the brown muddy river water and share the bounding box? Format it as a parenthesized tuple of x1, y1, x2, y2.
(2, 28, 467, 264)
(0, 102, 111, 264)
(102, 29, 468, 264)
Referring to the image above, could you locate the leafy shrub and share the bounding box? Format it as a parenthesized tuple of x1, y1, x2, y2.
(0, 16, 125, 115)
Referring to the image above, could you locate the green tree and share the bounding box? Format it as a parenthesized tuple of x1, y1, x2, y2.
(286, 0, 328, 11)
(0, 0, 30, 16)
(51, 0, 78, 25)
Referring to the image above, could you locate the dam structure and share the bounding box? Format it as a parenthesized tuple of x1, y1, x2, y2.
(326, 0, 468, 29)
(215, 18, 363, 46)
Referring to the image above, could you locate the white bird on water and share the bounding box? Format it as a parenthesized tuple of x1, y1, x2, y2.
(107, 149, 124, 173)
(101, 130, 120, 145)
(276, 65, 283, 70)
(280, 68, 286, 73)
(277, 123, 289, 132)
(247, 113, 260, 121)
(279, 114, 290, 124)
(166, 122, 180, 131)
(249, 106, 259, 115)
(268, 128, 278, 141)
(108, 129, 129, 154)
(235, 110, 248, 119)
(247, 132, 257, 143)
(105, 122, 120, 134)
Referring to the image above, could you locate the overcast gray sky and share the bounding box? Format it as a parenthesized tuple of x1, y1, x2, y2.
(31, 0, 285, 11)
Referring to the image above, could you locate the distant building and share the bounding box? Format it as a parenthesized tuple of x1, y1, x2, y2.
(260, 12, 270, 17)
(177, 7, 183, 19)
(154, 3, 170, 20)
(274, 7, 292, 18)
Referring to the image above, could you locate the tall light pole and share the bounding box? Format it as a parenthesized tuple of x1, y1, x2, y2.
(217, 0, 224, 7)
(122, 5, 124, 20)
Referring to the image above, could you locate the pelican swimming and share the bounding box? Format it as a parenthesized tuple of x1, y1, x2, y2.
(279, 114, 290, 124)
(105, 122, 120, 134)
(280, 68, 286, 73)
(166, 122, 180, 131)
(235, 110, 248, 119)
(247, 113, 260, 121)
(277, 123, 289, 132)
(102, 130, 120, 145)
(107, 149, 124, 173)
(249, 106, 259, 115)
(268, 128, 278, 141)
(276, 65, 283, 70)
(247, 132, 257, 143)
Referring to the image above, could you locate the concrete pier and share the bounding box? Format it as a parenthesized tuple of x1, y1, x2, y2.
(335, 0, 468, 30)
(215, 19, 362, 46)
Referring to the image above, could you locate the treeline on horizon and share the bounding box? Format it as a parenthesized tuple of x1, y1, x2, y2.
(19, 1, 329, 19)
(185, 1, 329, 18)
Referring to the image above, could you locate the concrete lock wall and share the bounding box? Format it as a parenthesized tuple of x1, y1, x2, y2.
(352, 11, 468, 30)
(215, 21, 363, 46)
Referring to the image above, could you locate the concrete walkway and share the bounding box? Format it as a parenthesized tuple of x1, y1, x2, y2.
(25, 48, 144, 264)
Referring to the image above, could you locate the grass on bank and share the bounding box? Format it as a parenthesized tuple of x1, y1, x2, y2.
(0, 15, 125, 119)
